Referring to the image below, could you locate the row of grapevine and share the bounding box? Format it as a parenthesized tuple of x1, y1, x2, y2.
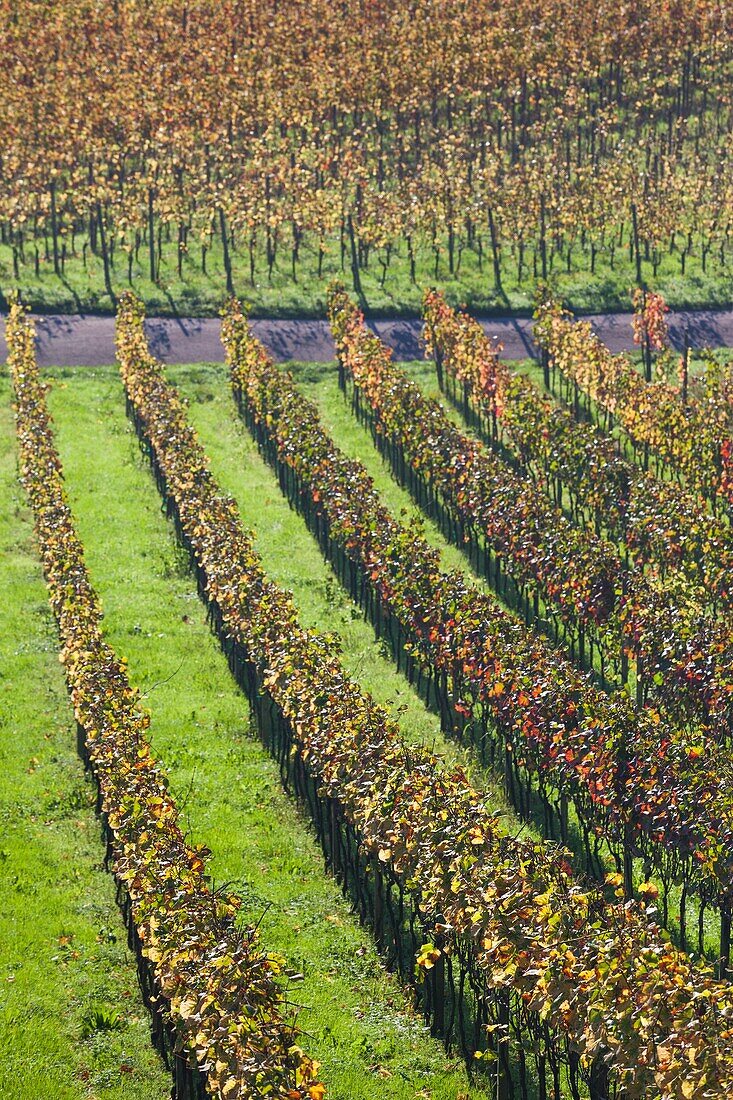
(116, 289, 733, 1100)
(328, 288, 733, 746)
(223, 296, 733, 947)
(423, 289, 733, 611)
(534, 295, 733, 513)
(422, 290, 733, 740)
(329, 295, 621, 662)
(6, 301, 321, 1100)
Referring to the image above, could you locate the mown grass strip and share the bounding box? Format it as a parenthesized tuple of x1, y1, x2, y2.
(0, 376, 169, 1100)
(45, 364, 490, 1100)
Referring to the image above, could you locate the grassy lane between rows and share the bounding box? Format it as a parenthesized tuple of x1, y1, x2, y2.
(0, 378, 169, 1100)
(286, 359, 489, 582)
(294, 356, 592, 594)
(282, 359, 608, 678)
(311, 357, 616, 679)
(46, 364, 492, 1100)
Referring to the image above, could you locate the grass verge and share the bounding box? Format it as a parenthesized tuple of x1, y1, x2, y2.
(3, 235, 732, 319)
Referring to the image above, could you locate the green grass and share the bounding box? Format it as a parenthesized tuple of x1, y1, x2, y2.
(43, 364, 492, 1100)
(0, 380, 170, 1100)
(3, 230, 732, 319)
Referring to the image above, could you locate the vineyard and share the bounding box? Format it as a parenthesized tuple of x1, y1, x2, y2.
(0, 279, 731, 1099)
(3, 2, 733, 1098)
(1, 0, 732, 315)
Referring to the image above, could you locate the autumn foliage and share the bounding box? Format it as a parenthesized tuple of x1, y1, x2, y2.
(113, 287, 733, 1100)
(0, 1, 731, 301)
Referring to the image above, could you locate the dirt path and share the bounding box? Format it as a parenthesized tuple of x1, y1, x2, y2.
(1, 307, 732, 366)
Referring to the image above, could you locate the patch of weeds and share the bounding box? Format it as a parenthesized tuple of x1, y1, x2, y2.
(43, 782, 93, 818)
(80, 1003, 124, 1040)
(159, 543, 191, 580)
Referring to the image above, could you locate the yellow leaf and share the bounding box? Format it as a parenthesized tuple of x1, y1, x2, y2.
(178, 996, 198, 1018)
